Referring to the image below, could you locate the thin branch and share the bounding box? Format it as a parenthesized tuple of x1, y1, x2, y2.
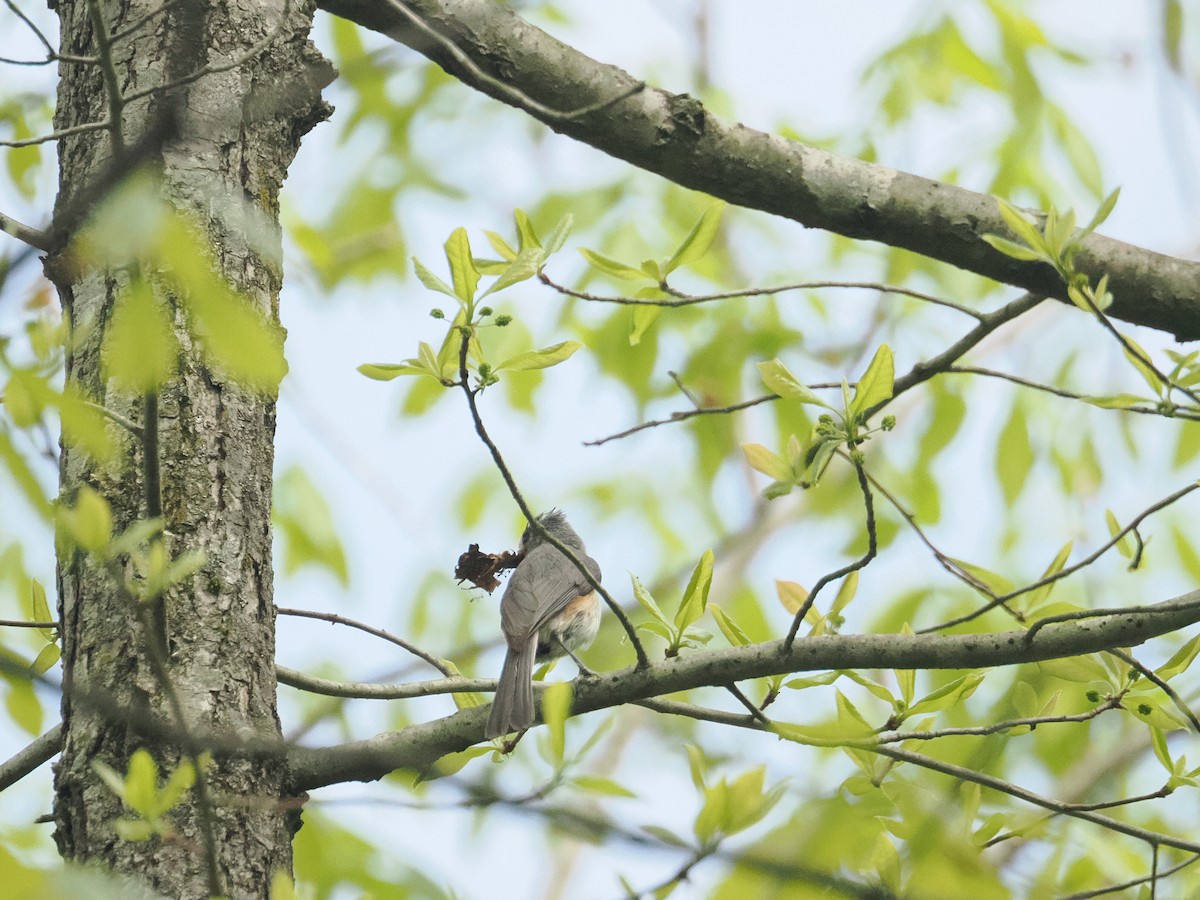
(0, 619, 58, 629)
(644, 697, 1200, 856)
(277, 606, 454, 677)
(85, 0, 128, 155)
(927, 480, 1200, 632)
(81, 400, 143, 437)
(586, 293, 1043, 447)
(117, 573, 225, 897)
(1059, 854, 1200, 900)
(863, 467, 998, 597)
(142, 392, 162, 518)
(872, 292, 1045, 416)
(585, 393, 777, 447)
(784, 457, 876, 650)
(3, 0, 54, 56)
(539, 272, 983, 319)
(110, 0, 187, 43)
(0, 723, 61, 792)
(120, 0, 296, 105)
(455, 329, 650, 668)
(0, 211, 53, 252)
(380, 0, 645, 123)
(724, 683, 772, 725)
(0, 118, 113, 149)
(877, 697, 1122, 743)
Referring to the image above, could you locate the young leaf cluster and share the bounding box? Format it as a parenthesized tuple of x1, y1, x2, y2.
(631, 549, 714, 657)
(357, 210, 581, 392)
(92, 748, 207, 842)
(742, 345, 895, 497)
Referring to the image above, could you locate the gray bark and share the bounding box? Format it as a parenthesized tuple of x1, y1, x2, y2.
(47, 0, 331, 896)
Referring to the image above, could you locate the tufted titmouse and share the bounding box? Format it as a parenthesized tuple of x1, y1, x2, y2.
(485, 510, 602, 739)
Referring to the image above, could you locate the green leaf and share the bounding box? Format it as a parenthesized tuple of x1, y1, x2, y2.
(996, 401, 1033, 503)
(675, 549, 714, 630)
(542, 681, 573, 763)
(543, 214, 573, 256)
(775, 580, 808, 615)
(102, 281, 178, 391)
(185, 283, 287, 392)
(417, 746, 490, 782)
(1121, 335, 1165, 395)
(907, 672, 986, 715)
(483, 230, 517, 262)
(664, 201, 725, 274)
(756, 359, 827, 405)
(632, 575, 671, 629)
(946, 557, 1014, 595)
(996, 199, 1048, 253)
(30, 579, 51, 625)
(356, 362, 429, 381)
(496, 340, 582, 372)
(1105, 508, 1133, 558)
(274, 466, 350, 586)
(1156, 633, 1200, 681)
(114, 819, 155, 842)
(1083, 187, 1121, 236)
(1023, 541, 1073, 610)
(1081, 393, 1149, 410)
(710, 603, 751, 647)
(830, 570, 859, 616)
(513, 209, 542, 251)
(849, 344, 894, 419)
(572, 775, 636, 798)
(444, 228, 480, 307)
(124, 749, 159, 815)
(61, 486, 114, 554)
(741, 443, 792, 482)
(629, 301, 662, 346)
(982, 233, 1048, 262)
(479, 248, 541, 298)
(2, 371, 46, 427)
(578, 248, 649, 281)
(31, 643, 60, 675)
(412, 257, 457, 298)
(159, 758, 197, 810)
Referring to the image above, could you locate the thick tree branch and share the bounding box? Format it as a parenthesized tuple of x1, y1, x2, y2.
(287, 588, 1200, 789)
(317, 0, 1200, 340)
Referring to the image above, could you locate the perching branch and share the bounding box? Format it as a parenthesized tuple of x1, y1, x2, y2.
(286, 586, 1200, 789)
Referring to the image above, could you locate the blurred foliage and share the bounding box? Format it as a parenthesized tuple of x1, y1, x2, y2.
(1, 0, 1200, 898)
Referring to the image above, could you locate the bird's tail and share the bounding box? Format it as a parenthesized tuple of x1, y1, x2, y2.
(485, 640, 536, 738)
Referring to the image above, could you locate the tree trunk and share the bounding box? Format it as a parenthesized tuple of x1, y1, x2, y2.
(47, 0, 331, 896)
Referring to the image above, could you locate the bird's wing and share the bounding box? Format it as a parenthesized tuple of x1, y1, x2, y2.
(499, 545, 601, 643)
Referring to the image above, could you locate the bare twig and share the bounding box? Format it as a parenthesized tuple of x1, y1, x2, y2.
(878, 698, 1121, 743)
(540, 272, 983, 318)
(586, 293, 1044, 447)
(0, 619, 58, 629)
(783, 457, 876, 650)
(931, 481, 1200, 632)
(277, 606, 454, 677)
